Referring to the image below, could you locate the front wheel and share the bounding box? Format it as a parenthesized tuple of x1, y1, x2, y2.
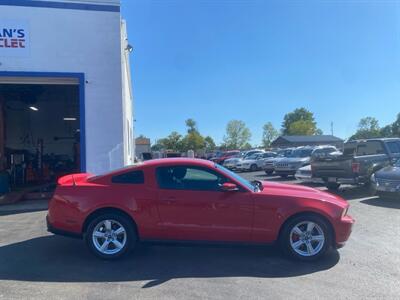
(250, 164, 258, 172)
(85, 213, 136, 260)
(265, 170, 274, 175)
(280, 214, 332, 261)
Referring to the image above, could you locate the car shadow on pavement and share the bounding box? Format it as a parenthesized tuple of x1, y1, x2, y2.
(0, 235, 340, 287)
(0, 207, 48, 217)
(360, 197, 400, 209)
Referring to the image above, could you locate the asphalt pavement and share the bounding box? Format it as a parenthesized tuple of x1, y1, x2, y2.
(0, 172, 399, 300)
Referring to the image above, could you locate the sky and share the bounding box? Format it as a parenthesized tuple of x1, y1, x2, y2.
(122, 0, 400, 145)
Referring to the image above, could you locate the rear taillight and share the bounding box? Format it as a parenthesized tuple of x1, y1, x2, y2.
(352, 162, 360, 173)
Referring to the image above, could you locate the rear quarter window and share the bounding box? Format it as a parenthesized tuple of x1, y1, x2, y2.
(356, 141, 385, 156)
(112, 170, 145, 184)
(386, 141, 400, 154)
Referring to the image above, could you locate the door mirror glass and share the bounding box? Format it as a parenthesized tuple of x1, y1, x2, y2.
(220, 182, 239, 192)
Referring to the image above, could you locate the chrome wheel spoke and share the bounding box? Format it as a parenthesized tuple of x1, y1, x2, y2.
(293, 226, 303, 235)
(306, 222, 315, 233)
(104, 220, 112, 231)
(292, 240, 304, 249)
(306, 242, 315, 255)
(311, 235, 324, 242)
(112, 240, 123, 250)
(100, 240, 110, 251)
(114, 227, 125, 235)
(93, 231, 106, 238)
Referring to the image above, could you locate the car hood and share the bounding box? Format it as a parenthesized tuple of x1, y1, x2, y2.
(241, 159, 257, 164)
(226, 157, 242, 163)
(265, 157, 284, 163)
(278, 157, 310, 164)
(259, 181, 348, 208)
(375, 166, 400, 180)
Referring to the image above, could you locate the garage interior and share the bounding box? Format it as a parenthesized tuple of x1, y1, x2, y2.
(0, 77, 81, 200)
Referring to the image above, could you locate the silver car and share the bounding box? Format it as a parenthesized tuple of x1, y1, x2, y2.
(236, 152, 277, 172)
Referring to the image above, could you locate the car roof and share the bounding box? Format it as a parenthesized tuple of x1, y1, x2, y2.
(141, 158, 215, 168)
(348, 138, 400, 143)
(91, 158, 216, 180)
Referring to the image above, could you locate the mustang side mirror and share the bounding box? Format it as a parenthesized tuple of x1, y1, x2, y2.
(220, 182, 239, 192)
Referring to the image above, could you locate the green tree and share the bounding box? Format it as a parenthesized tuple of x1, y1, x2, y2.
(204, 136, 216, 151)
(242, 142, 253, 150)
(181, 132, 205, 152)
(287, 120, 318, 135)
(223, 120, 252, 149)
(262, 122, 279, 148)
(159, 131, 183, 152)
(391, 113, 400, 137)
(282, 107, 320, 135)
(185, 118, 198, 134)
(350, 117, 381, 140)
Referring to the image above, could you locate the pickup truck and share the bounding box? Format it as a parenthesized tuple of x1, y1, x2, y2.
(311, 138, 400, 190)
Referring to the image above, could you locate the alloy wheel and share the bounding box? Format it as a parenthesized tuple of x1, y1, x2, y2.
(92, 219, 127, 255)
(289, 221, 325, 257)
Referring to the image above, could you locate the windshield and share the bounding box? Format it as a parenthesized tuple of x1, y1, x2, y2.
(215, 164, 258, 192)
(290, 149, 313, 158)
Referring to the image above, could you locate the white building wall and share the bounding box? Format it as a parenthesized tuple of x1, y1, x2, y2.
(120, 20, 135, 166)
(0, 0, 134, 174)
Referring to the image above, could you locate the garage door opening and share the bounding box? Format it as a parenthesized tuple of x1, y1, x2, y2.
(0, 79, 81, 197)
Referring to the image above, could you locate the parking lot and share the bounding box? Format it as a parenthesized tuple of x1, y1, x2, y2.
(0, 171, 399, 300)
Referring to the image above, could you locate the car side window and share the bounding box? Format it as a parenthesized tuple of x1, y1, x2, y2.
(156, 166, 229, 191)
(357, 141, 385, 156)
(112, 170, 145, 184)
(387, 141, 400, 154)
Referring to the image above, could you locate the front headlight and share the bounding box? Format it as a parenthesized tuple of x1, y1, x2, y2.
(342, 206, 349, 218)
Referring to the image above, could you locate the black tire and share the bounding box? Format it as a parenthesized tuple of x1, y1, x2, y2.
(325, 182, 341, 190)
(85, 213, 136, 260)
(279, 214, 332, 261)
(280, 174, 288, 178)
(250, 164, 258, 172)
(265, 170, 274, 175)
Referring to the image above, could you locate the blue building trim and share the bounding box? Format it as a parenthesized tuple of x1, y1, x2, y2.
(0, 71, 87, 172)
(0, 0, 120, 12)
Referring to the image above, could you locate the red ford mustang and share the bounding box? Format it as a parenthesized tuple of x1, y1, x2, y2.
(47, 158, 354, 261)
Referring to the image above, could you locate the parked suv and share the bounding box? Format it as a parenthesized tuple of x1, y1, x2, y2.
(263, 148, 294, 175)
(312, 138, 400, 190)
(275, 146, 337, 178)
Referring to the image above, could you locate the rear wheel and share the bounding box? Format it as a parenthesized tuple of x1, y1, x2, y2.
(280, 174, 288, 178)
(280, 214, 332, 261)
(265, 170, 274, 175)
(325, 182, 341, 190)
(85, 213, 136, 260)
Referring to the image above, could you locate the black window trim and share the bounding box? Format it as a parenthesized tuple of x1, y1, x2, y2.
(111, 170, 145, 184)
(155, 165, 246, 192)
